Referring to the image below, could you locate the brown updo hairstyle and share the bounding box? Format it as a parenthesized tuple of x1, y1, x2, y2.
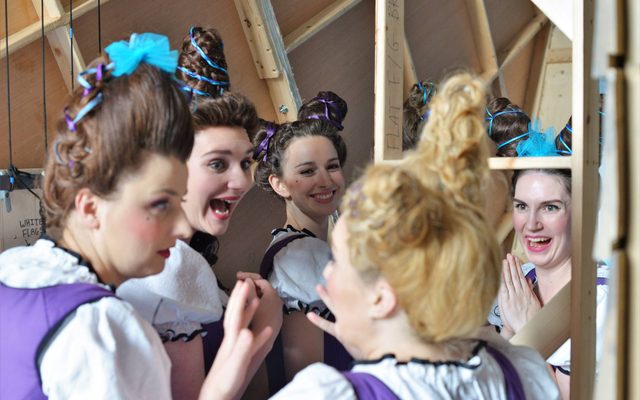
(402, 80, 437, 151)
(177, 26, 230, 97)
(43, 58, 194, 238)
(253, 119, 347, 196)
(403, 73, 491, 208)
(555, 117, 572, 155)
(190, 92, 259, 141)
(486, 97, 531, 157)
(341, 73, 501, 343)
(297, 91, 348, 129)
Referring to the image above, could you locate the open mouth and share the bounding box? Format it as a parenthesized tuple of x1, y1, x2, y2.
(209, 198, 235, 220)
(311, 190, 336, 204)
(526, 236, 552, 251)
(157, 249, 171, 259)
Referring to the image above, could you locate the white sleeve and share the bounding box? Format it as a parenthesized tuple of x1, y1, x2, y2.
(40, 297, 172, 400)
(270, 363, 356, 400)
(270, 237, 331, 313)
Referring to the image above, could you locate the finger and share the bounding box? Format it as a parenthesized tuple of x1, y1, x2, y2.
(244, 278, 258, 303)
(307, 312, 337, 337)
(502, 259, 513, 299)
(237, 271, 263, 281)
(250, 326, 274, 354)
(507, 254, 525, 294)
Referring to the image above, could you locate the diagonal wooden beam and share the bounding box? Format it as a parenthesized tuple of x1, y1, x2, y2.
(234, 0, 301, 123)
(463, 0, 498, 81)
(374, 0, 404, 163)
(402, 31, 417, 101)
(284, 0, 361, 53)
(1, 0, 109, 59)
(489, 12, 549, 83)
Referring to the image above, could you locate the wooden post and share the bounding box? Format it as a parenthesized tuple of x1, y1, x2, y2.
(463, 0, 498, 80)
(402, 31, 417, 101)
(374, 0, 404, 163)
(570, 0, 599, 398)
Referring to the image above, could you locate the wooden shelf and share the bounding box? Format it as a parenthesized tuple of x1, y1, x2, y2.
(488, 156, 572, 170)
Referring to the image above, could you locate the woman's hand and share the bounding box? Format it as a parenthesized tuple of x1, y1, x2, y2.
(200, 280, 272, 400)
(306, 283, 337, 337)
(498, 253, 541, 336)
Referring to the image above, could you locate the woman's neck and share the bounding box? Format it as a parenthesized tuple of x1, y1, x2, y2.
(60, 224, 123, 287)
(535, 257, 572, 304)
(284, 203, 328, 241)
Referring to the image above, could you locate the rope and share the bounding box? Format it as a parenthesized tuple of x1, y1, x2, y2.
(98, 0, 102, 52)
(4, 0, 12, 165)
(69, 0, 74, 90)
(41, 0, 48, 150)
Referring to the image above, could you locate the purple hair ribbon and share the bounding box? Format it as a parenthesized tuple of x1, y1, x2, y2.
(306, 97, 344, 130)
(189, 27, 228, 75)
(254, 123, 276, 161)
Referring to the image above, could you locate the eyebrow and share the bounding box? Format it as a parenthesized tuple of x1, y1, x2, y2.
(201, 148, 254, 158)
(513, 198, 565, 204)
(295, 157, 340, 169)
(154, 189, 181, 197)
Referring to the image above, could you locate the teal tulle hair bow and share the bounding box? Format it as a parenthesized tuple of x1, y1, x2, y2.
(515, 121, 558, 157)
(105, 32, 178, 77)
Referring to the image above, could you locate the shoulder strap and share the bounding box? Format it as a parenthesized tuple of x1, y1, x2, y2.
(259, 233, 309, 279)
(485, 345, 526, 400)
(342, 371, 399, 400)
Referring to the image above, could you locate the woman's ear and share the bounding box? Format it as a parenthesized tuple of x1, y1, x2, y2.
(74, 188, 101, 229)
(368, 278, 398, 320)
(268, 174, 291, 199)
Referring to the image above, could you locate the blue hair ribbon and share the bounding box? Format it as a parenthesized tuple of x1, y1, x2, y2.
(513, 122, 558, 157)
(485, 108, 527, 137)
(189, 26, 228, 75)
(177, 66, 229, 88)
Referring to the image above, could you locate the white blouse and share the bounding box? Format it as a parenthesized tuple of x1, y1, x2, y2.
(0, 239, 172, 400)
(266, 226, 331, 314)
(271, 339, 560, 400)
(117, 239, 226, 341)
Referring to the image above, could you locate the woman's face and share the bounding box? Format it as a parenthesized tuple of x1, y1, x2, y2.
(323, 217, 373, 354)
(182, 126, 254, 236)
(97, 154, 191, 283)
(275, 135, 345, 222)
(512, 171, 571, 270)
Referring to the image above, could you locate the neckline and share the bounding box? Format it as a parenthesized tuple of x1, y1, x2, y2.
(41, 235, 114, 290)
(353, 340, 486, 369)
(272, 224, 316, 238)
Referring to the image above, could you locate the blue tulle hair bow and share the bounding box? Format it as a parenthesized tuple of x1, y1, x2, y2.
(515, 121, 558, 157)
(105, 32, 178, 77)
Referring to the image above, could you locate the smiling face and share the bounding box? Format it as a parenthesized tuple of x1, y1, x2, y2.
(512, 171, 572, 270)
(182, 126, 254, 236)
(271, 135, 345, 223)
(95, 153, 191, 282)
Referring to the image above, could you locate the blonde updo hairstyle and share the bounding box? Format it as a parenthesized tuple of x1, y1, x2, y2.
(341, 73, 501, 343)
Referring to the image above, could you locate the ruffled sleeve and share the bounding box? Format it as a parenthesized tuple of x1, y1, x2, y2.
(117, 239, 225, 341)
(270, 363, 355, 399)
(40, 297, 172, 399)
(268, 234, 331, 314)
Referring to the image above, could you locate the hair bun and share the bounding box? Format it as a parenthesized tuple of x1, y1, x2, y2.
(298, 91, 348, 130)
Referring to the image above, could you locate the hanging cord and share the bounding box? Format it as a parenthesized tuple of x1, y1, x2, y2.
(4, 0, 13, 166)
(97, 0, 102, 52)
(69, 0, 74, 90)
(41, 0, 48, 150)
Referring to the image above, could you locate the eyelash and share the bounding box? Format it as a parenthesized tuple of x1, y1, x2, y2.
(299, 164, 341, 177)
(150, 199, 171, 213)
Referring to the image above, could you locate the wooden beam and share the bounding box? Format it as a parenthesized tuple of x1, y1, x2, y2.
(490, 12, 549, 82)
(234, 0, 301, 122)
(511, 282, 571, 358)
(284, 0, 361, 53)
(463, 0, 498, 81)
(402, 31, 417, 101)
(374, 0, 404, 163)
(570, 0, 599, 397)
(0, 0, 109, 59)
(488, 156, 572, 170)
(32, 0, 85, 93)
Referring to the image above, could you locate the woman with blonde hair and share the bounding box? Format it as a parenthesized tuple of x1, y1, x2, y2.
(271, 73, 559, 399)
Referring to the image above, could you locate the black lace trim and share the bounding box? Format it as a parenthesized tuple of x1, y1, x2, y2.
(352, 340, 486, 370)
(159, 327, 207, 343)
(283, 301, 332, 319)
(189, 231, 219, 266)
(271, 225, 315, 238)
